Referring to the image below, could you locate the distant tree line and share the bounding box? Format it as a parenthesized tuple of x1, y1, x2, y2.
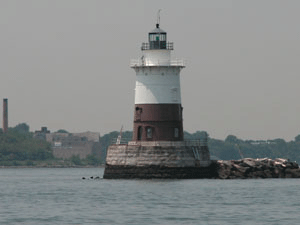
(0, 123, 53, 165)
(2, 124, 300, 165)
(100, 131, 300, 163)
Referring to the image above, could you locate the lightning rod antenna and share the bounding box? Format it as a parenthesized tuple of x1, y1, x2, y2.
(156, 9, 161, 28)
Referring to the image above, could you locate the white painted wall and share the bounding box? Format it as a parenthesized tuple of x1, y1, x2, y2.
(134, 67, 182, 104)
(142, 50, 171, 66)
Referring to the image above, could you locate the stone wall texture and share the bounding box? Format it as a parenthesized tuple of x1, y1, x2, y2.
(103, 143, 214, 179)
(105, 144, 210, 167)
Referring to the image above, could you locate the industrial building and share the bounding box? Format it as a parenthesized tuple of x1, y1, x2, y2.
(34, 128, 101, 159)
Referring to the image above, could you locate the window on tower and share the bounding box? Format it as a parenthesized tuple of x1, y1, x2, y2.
(138, 126, 142, 140)
(150, 34, 156, 41)
(146, 127, 153, 139)
(160, 34, 166, 41)
(174, 128, 179, 138)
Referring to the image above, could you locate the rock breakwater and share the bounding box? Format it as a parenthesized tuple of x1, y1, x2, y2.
(216, 158, 300, 179)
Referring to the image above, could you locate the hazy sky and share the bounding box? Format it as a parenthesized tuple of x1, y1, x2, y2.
(1, 0, 300, 141)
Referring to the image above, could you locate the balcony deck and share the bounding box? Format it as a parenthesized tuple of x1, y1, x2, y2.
(130, 59, 185, 67)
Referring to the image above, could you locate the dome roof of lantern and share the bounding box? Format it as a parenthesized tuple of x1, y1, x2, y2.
(150, 25, 166, 34)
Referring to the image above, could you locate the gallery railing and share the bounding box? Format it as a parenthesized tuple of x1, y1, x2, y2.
(110, 138, 208, 147)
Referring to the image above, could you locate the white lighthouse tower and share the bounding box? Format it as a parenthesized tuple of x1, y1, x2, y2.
(103, 17, 212, 179)
(131, 21, 185, 142)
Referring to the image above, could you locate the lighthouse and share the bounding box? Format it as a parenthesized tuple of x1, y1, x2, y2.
(131, 22, 184, 142)
(103, 18, 213, 179)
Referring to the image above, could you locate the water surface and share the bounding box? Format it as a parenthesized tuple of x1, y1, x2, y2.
(0, 168, 299, 224)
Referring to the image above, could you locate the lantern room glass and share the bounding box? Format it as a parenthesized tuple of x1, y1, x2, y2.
(149, 33, 167, 49)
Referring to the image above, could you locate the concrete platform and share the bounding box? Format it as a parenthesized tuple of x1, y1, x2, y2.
(103, 142, 215, 179)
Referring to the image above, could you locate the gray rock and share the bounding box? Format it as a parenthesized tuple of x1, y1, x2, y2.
(242, 158, 256, 167)
(286, 162, 299, 169)
(263, 170, 273, 178)
(285, 168, 300, 178)
(233, 164, 250, 174)
(216, 158, 300, 179)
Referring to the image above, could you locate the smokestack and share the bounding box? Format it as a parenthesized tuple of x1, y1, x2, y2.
(3, 98, 8, 133)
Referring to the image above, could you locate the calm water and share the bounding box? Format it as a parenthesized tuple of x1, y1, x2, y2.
(0, 168, 300, 225)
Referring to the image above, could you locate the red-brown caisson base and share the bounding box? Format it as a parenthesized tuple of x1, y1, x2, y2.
(103, 163, 218, 179)
(133, 104, 183, 141)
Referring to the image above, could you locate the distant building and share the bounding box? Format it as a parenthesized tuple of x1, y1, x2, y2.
(34, 127, 101, 159)
(34, 127, 50, 140)
(248, 140, 276, 145)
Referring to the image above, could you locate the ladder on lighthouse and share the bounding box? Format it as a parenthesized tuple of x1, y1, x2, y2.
(116, 126, 123, 145)
(192, 146, 201, 160)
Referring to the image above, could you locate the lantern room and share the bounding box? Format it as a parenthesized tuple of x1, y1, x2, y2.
(141, 23, 173, 51)
(149, 24, 167, 49)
